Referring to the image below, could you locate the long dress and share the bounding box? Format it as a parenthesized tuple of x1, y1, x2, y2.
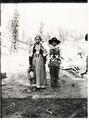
(29, 43, 47, 88)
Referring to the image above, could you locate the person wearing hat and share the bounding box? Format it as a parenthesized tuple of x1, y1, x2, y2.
(81, 33, 88, 77)
(28, 36, 47, 91)
(48, 37, 61, 88)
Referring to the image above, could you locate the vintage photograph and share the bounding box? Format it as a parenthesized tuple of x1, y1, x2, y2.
(0, 3, 88, 118)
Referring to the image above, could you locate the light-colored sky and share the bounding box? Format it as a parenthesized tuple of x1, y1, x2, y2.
(1, 3, 88, 39)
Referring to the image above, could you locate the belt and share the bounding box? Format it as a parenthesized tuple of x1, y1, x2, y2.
(34, 54, 40, 57)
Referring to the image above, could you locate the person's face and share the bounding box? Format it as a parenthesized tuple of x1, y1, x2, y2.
(51, 41, 57, 46)
(35, 37, 41, 44)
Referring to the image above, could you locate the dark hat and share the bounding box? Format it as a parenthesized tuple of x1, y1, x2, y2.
(35, 36, 42, 41)
(85, 34, 88, 41)
(49, 37, 60, 45)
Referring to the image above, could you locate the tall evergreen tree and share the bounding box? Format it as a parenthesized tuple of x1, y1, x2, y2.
(9, 7, 19, 54)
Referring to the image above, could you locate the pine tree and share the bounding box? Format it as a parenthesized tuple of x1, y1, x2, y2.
(9, 7, 19, 55)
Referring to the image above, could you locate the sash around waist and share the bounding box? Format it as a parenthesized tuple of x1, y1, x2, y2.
(33, 53, 42, 57)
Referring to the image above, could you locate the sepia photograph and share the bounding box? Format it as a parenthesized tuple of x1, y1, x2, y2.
(0, 3, 88, 118)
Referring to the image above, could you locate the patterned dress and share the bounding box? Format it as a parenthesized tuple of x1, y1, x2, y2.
(29, 43, 47, 88)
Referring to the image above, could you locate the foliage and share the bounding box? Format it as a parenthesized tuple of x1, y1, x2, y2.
(9, 8, 19, 54)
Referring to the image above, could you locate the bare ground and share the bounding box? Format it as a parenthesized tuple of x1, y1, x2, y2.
(1, 69, 88, 118)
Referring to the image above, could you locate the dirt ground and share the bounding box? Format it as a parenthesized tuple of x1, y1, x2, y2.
(2, 98, 87, 118)
(1, 69, 88, 118)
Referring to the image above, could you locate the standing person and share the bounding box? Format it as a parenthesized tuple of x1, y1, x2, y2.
(81, 33, 88, 77)
(48, 37, 61, 88)
(29, 36, 47, 90)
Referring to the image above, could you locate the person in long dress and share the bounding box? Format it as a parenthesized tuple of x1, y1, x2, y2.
(29, 36, 47, 90)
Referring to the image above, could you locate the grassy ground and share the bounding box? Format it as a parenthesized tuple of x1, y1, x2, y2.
(1, 69, 88, 118)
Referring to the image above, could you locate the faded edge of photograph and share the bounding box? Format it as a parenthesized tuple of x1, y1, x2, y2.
(0, 0, 88, 3)
(1, 3, 88, 118)
(0, 3, 2, 118)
